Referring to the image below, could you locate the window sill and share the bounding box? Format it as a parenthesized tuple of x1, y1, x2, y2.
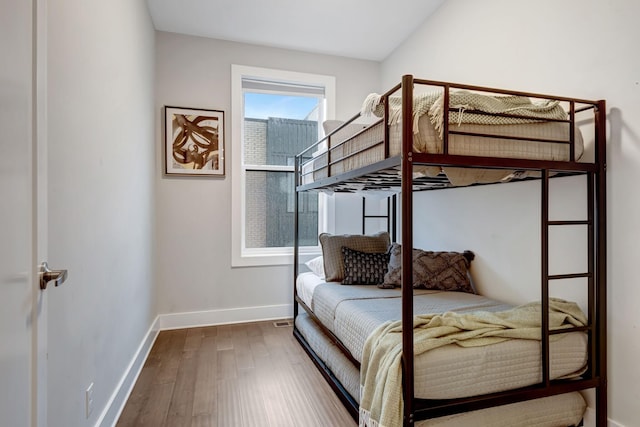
(231, 247, 321, 268)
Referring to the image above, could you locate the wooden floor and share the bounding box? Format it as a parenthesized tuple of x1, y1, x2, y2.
(116, 320, 356, 427)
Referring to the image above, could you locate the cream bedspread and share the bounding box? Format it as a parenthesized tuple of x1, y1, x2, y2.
(301, 90, 581, 188)
(358, 298, 587, 427)
(361, 90, 568, 137)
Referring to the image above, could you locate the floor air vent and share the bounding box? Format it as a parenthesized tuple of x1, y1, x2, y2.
(273, 320, 293, 328)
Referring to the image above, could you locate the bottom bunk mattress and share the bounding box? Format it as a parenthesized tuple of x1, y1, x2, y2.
(296, 273, 588, 400)
(296, 312, 587, 427)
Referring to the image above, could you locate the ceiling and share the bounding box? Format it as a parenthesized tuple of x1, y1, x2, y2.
(146, 0, 445, 61)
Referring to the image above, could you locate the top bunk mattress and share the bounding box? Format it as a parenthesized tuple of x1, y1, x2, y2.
(302, 114, 584, 188)
(295, 274, 588, 400)
(299, 84, 597, 190)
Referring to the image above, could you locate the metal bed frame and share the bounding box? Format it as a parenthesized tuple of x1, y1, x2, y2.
(293, 75, 607, 426)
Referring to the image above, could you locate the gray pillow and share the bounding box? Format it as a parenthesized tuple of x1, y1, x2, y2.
(382, 243, 475, 293)
(319, 232, 391, 282)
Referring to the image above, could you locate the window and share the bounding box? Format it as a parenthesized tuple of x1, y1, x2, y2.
(231, 65, 336, 266)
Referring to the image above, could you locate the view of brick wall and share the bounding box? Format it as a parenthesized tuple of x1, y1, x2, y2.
(244, 118, 267, 248)
(244, 118, 267, 165)
(243, 117, 319, 249)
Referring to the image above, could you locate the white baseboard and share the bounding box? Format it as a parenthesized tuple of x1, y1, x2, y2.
(97, 316, 160, 427)
(582, 407, 625, 427)
(157, 303, 293, 330)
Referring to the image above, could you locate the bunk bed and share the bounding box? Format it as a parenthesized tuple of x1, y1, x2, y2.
(292, 75, 607, 426)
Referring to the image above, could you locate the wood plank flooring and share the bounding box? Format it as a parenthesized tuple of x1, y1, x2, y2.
(116, 320, 355, 427)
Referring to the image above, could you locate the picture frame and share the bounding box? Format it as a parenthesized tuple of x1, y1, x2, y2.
(164, 106, 225, 176)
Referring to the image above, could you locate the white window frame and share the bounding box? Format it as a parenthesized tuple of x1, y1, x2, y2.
(231, 65, 336, 267)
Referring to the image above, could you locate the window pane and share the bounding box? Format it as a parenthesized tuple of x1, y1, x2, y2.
(243, 92, 320, 166)
(245, 170, 318, 248)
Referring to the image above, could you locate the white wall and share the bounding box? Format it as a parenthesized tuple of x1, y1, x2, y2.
(46, 0, 156, 425)
(0, 1, 35, 425)
(155, 32, 379, 320)
(381, 1, 639, 426)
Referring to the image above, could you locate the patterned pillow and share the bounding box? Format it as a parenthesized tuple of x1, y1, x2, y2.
(319, 232, 391, 282)
(341, 247, 390, 285)
(382, 243, 475, 293)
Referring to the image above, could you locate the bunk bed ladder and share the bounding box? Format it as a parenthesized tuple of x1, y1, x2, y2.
(541, 168, 602, 423)
(362, 195, 397, 240)
(543, 100, 607, 426)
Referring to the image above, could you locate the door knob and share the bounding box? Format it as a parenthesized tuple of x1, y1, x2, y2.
(39, 262, 68, 290)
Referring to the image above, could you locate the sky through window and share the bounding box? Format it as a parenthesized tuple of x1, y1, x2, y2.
(244, 92, 319, 120)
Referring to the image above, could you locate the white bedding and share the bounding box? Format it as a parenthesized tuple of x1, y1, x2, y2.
(296, 312, 587, 426)
(296, 275, 588, 400)
(296, 271, 324, 308)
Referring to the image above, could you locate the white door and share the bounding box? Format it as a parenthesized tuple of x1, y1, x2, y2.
(0, 0, 50, 426)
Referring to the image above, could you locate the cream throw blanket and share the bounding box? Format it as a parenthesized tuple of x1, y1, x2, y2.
(358, 298, 587, 427)
(360, 90, 567, 138)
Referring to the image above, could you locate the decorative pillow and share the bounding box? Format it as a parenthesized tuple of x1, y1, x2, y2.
(382, 243, 475, 293)
(305, 256, 325, 279)
(319, 232, 391, 282)
(341, 247, 390, 285)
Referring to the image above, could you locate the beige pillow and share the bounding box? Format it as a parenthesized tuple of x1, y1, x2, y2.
(319, 232, 391, 282)
(382, 243, 475, 293)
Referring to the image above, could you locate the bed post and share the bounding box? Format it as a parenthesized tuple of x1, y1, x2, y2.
(401, 74, 415, 426)
(293, 154, 300, 319)
(595, 99, 608, 426)
(540, 169, 551, 387)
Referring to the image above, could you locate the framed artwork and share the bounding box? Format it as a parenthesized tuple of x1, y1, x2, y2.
(164, 106, 225, 176)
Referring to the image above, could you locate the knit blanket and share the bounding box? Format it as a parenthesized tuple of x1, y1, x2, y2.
(358, 298, 586, 427)
(360, 90, 567, 139)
